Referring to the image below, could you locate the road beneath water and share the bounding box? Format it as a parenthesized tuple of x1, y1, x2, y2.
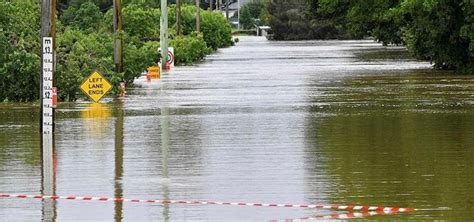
(1, 36, 473, 221)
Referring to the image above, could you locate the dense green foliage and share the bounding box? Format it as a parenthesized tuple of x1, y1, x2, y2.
(172, 5, 232, 50)
(399, 0, 473, 71)
(170, 32, 210, 65)
(121, 4, 161, 39)
(0, 1, 41, 102)
(200, 10, 233, 50)
(1, 1, 232, 102)
(267, 0, 313, 40)
(239, 0, 267, 29)
(267, 0, 473, 72)
(55, 28, 114, 101)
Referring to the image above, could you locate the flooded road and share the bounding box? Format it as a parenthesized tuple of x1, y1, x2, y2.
(1, 36, 473, 221)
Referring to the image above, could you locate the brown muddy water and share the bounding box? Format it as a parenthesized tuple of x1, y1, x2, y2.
(0, 36, 473, 221)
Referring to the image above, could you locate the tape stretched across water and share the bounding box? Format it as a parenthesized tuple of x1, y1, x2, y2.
(270, 211, 403, 222)
(0, 193, 416, 213)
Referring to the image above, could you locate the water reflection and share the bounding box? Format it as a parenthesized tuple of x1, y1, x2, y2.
(81, 103, 112, 139)
(114, 100, 124, 222)
(304, 73, 474, 220)
(41, 140, 57, 222)
(1, 37, 473, 221)
(161, 107, 170, 222)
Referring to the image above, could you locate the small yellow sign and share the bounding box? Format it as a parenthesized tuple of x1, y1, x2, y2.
(147, 66, 160, 79)
(80, 71, 112, 103)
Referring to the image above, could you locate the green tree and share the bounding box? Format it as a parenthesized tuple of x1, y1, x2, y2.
(170, 32, 210, 64)
(0, 1, 41, 102)
(267, 0, 313, 40)
(122, 4, 161, 39)
(70, 1, 104, 31)
(58, 0, 112, 12)
(176, 5, 232, 50)
(400, 0, 473, 71)
(346, 0, 400, 39)
(239, 6, 254, 29)
(239, 0, 267, 29)
(270, 0, 473, 71)
(55, 28, 114, 101)
(1, 1, 232, 102)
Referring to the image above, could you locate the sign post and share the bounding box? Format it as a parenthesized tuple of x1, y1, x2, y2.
(80, 71, 113, 103)
(167, 47, 175, 68)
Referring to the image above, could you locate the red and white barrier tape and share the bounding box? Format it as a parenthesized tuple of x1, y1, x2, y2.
(0, 193, 416, 212)
(269, 211, 399, 222)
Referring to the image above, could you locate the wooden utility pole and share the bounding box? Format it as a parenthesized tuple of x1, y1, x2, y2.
(176, 0, 181, 35)
(41, 0, 55, 38)
(209, 0, 214, 10)
(113, 0, 123, 73)
(160, 0, 168, 70)
(225, 0, 229, 20)
(196, 0, 201, 32)
(216, 0, 220, 10)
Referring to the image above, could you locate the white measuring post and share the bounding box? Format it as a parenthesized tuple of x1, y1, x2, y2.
(42, 37, 54, 195)
(42, 37, 54, 141)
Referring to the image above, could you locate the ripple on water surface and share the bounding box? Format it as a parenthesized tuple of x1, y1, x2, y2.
(0, 37, 473, 221)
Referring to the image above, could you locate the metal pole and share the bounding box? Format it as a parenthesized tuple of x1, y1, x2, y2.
(237, 0, 240, 30)
(113, 0, 123, 73)
(160, 0, 168, 70)
(196, 0, 201, 32)
(176, 0, 181, 35)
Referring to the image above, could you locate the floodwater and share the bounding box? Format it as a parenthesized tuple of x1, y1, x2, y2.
(1, 36, 473, 221)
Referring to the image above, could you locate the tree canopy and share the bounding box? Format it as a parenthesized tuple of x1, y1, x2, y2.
(267, 0, 473, 72)
(1, 1, 232, 102)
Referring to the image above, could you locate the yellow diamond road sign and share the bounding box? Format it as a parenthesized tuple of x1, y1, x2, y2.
(80, 71, 112, 103)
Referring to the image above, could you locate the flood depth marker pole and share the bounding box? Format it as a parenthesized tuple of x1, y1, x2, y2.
(40, 0, 55, 184)
(40, 1, 57, 220)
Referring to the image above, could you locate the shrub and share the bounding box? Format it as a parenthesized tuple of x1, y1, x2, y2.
(170, 32, 210, 65)
(177, 5, 232, 50)
(123, 38, 160, 83)
(122, 4, 161, 40)
(201, 10, 233, 49)
(55, 28, 115, 101)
